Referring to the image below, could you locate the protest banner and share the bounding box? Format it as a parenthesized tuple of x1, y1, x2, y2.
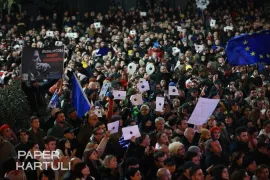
(21, 47, 64, 81)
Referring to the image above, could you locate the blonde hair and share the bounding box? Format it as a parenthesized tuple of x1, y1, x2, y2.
(103, 155, 116, 168)
(168, 142, 184, 155)
(200, 128, 210, 139)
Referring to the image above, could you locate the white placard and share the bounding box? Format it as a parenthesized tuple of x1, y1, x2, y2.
(127, 62, 137, 75)
(13, 45, 21, 50)
(137, 81, 150, 93)
(140, 12, 147, 16)
(139, 78, 147, 84)
(94, 22, 101, 28)
(146, 63, 155, 75)
(122, 125, 141, 140)
(188, 98, 220, 125)
(107, 120, 120, 134)
(55, 41, 63, 46)
(46, 31, 54, 37)
(196, 0, 209, 10)
(65, 33, 78, 38)
(224, 26, 233, 31)
(94, 108, 102, 117)
(195, 44, 205, 53)
(177, 26, 182, 32)
(169, 86, 179, 96)
(172, 47, 180, 54)
(210, 19, 216, 27)
(156, 97, 165, 112)
(130, 94, 143, 106)
(99, 82, 111, 97)
(112, 90, 127, 100)
(130, 30, 136, 35)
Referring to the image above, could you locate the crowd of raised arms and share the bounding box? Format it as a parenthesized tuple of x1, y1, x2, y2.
(0, 0, 270, 180)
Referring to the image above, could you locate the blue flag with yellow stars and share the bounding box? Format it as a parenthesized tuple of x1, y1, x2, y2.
(225, 30, 270, 66)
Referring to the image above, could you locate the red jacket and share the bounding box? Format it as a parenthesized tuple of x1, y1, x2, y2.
(148, 48, 163, 58)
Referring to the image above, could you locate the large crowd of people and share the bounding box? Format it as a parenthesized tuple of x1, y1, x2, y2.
(0, 0, 270, 179)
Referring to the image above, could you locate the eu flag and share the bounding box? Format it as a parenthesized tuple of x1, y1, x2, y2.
(225, 30, 270, 66)
(72, 73, 90, 118)
(48, 90, 59, 108)
(97, 48, 109, 56)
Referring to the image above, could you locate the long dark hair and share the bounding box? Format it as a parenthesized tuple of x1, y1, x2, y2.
(211, 164, 227, 180)
(73, 162, 88, 179)
(229, 151, 245, 174)
(57, 139, 72, 157)
(82, 148, 98, 164)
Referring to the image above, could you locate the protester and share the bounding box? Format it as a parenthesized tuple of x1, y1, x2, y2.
(0, 0, 270, 179)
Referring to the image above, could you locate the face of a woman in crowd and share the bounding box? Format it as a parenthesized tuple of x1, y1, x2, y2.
(109, 157, 118, 169)
(65, 140, 71, 149)
(105, 60, 110, 67)
(173, 99, 180, 107)
(177, 145, 185, 156)
(3, 128, 11, 137)
(192, 154, 201, 165)
(257, 100, 265, 110)
(41, 29, 46, 36)
(212, 130, 220, 140)
(140, 107, 149, 115)
(89, 150, 98, 161)
(81, 165, 90, 176)
(159, 133, 168, 144)
(221, 168, 229, 180)
(258, 168, 269, 180)
(204, 131, 211, 140)
(160, 80, 166, 87)
(237, 154, 244, 166)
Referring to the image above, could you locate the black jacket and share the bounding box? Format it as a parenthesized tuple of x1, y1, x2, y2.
(205, 152, 230, 168)
(28, 128, 46, 150)
(23, 157, 39, 180)
(230, 140, 249, 155)
(99, 167, 120, 180)
(146, 165, 159, 180)
(126, 142, 146, 159)
(86, 160, 102, 180)
(181, 132, 200, 151)
(254, 150, 270, 167)
(22, 79, 58, 116)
